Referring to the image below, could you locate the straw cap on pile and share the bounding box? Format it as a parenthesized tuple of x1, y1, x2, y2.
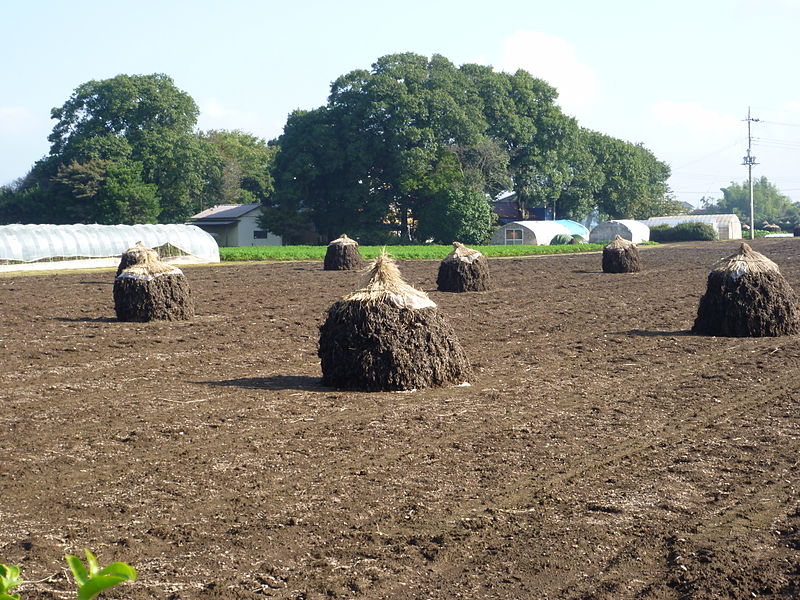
(342, 251, 435, 310)
(605, 234, 636, 248)
(328, 234, 359, 246)
(710, 242, 780, 281)
(117, 244, 183, 281)
(444, 242, 483, 264)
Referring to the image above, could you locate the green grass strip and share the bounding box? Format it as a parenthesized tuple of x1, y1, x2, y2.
(219, 243, 608, 262)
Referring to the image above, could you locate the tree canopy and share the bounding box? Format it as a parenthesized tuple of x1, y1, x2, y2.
(698, 176, 799, 226)
(262, 53, 674, 243)
(1, 74, 276, 226)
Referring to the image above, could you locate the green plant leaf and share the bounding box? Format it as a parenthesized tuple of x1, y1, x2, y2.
(77, 575, 133, 600)
(0, 593, 21, 600)
(66, 552, 136, 600)
(65, 554, 89, 586)
(83, 550, 99, 576)
(97, 562, 136, 580)
(0, 564, 22, 594)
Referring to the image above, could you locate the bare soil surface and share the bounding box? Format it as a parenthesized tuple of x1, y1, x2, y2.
(1, 238, 799, 600)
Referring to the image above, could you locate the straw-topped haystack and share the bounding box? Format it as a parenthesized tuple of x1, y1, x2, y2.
(602, 235, 641, 273)
(436, 242, 490, 292)
(692, 243, 800, 337)
(113, 244, 194, 322)
(323, 234, 363, 270)
(318, 251, 472, 391)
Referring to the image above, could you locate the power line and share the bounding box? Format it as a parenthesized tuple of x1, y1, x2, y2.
(753, 137, 800, 150)
(759, 119, 800, 128)
(670, 139, 741, 171)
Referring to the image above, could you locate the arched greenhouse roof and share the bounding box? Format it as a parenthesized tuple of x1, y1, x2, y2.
(589, 220, 650, 244)
(0, 224, 219, 272)
(490, 220, 572, 245)
(640, 214, 742, 240)
(554, 219, 590, 239)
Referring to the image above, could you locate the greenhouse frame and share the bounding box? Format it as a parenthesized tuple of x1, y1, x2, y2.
(0, 224, 220, 272)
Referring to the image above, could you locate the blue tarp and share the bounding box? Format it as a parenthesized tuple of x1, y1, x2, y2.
(554, 219, 590, 238)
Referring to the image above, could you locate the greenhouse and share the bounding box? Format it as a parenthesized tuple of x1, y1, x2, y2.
(490, 220, 572, 245)
(640, 214, 742, 240)
(589, 220, 650, 244)
(0, 224, 220, 272)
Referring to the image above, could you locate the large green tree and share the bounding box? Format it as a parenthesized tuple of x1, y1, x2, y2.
(264, 53, 673, 242)
(12, 73, 207, 224)
(585, 130, 678, 219)
(264, 54, 508, 242)
(199, 130, 277, 208)
(414, 186, 496, 244)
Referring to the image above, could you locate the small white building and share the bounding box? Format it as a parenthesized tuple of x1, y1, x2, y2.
(589, 220, 650, 244)
(188, 204, 281, 247)
(491, 220, 572, 245)
(640, 214, 742, 241)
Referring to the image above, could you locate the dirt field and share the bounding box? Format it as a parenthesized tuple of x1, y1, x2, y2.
(1, 238, 799, 599)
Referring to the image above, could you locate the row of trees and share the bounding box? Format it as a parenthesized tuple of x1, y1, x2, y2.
(1, 56, 685, 243)
(0, 74, 276, 225)
(697, 176, 799, 228)
(264, 53, 678, 243)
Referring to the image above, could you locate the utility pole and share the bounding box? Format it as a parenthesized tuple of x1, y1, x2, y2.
(742, 107, 759, 240)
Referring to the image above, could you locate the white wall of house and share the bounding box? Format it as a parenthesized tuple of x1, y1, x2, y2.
(235, 211, 282, 246)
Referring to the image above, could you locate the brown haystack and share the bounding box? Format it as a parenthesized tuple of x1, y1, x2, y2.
(602, 235, 641, 273)
(323, 234, 363, 270)
(318, 251, 472, 391)
(436, 242, 490, 292)
(692, 243, 800, 337)
(113, 244, 194, 322)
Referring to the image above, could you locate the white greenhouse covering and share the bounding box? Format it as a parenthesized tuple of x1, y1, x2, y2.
(589, 220, 650, 244)
(0, 224, 219, 272)
(639, 214, 742, 240)
(490, 220, 572, 245)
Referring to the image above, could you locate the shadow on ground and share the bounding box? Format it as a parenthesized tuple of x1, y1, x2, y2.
(197, 375, 324, 391)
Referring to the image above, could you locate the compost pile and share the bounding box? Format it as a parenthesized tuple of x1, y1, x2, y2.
(113, 244, 194, 322)
(602, 235, 641, 273)
(323, 234, 363, 271)
(436, 242, 490, 292)
(692, 242, 800, 336)
(319, 251, 471, 391)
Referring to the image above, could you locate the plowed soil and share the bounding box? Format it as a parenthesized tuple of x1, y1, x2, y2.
(1, 238, 799, 600)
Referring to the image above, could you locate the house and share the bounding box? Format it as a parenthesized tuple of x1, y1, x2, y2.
(187, 203, 282, 247)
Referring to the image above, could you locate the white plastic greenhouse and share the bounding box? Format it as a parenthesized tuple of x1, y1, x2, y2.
(491, 220, 572, 245)
(0, 224, 220, 272)
(589, 220, 650, 244)
(639, 214, 742, 240)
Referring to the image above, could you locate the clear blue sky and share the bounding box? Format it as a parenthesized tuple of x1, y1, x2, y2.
(3, 0, 800, 208)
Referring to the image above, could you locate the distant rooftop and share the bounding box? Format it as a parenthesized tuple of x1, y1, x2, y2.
(190, 203, 262, 221)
